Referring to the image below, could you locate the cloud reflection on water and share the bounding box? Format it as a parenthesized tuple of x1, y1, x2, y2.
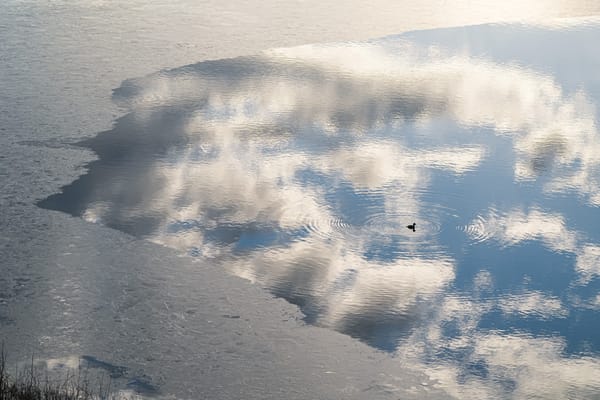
(402, 291, 600, 399)
(466, 206, 600, 286)
(39, 21, 600, 398)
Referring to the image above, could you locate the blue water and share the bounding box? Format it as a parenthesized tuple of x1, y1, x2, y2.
(40, 21, 600, 397)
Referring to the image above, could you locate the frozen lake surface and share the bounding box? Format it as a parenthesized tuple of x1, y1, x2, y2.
(40, 21, 600, 398)
(3, 1, 600, 399)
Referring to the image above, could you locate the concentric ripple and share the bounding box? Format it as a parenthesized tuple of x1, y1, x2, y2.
(459, 213, 498, 244)
(288, 194, 458, 257)
(457, 208, 501, 244)
(303, 215, 352, 240)
(362, 212, 442, 238)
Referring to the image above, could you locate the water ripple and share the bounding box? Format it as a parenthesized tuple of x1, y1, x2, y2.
(459, 211, 499, 245)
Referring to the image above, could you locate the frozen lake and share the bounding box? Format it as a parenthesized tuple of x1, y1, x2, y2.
(38, 21, 600, 398)
(3, 1, 600, 399)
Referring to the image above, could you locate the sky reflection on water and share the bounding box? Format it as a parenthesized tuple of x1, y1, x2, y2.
(40, 21, 600, 398)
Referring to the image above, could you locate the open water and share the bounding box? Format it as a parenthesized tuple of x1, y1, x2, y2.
(39, 20, 600, 398)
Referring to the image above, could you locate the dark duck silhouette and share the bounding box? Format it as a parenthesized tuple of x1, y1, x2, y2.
(406, 222, 416, 231)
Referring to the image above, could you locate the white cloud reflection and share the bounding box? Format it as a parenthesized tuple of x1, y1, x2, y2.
(40, 23, 600, 399)
(123, 35, 600, 206)
(397, 288, 600, 400)
(575, 245, 600, 284)
(230, 235, 455, 332)
(467, 333, 600, 399)
(269, 42, 600, 206)
(466, 206, 600, 286)
(466, 207, 578, 252)
(498, 291, 568, 319)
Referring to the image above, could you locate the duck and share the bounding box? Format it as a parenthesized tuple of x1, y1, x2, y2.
(406, 222, 416, 231)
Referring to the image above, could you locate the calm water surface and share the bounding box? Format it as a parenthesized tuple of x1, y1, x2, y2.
(41, 21, 600, 397)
